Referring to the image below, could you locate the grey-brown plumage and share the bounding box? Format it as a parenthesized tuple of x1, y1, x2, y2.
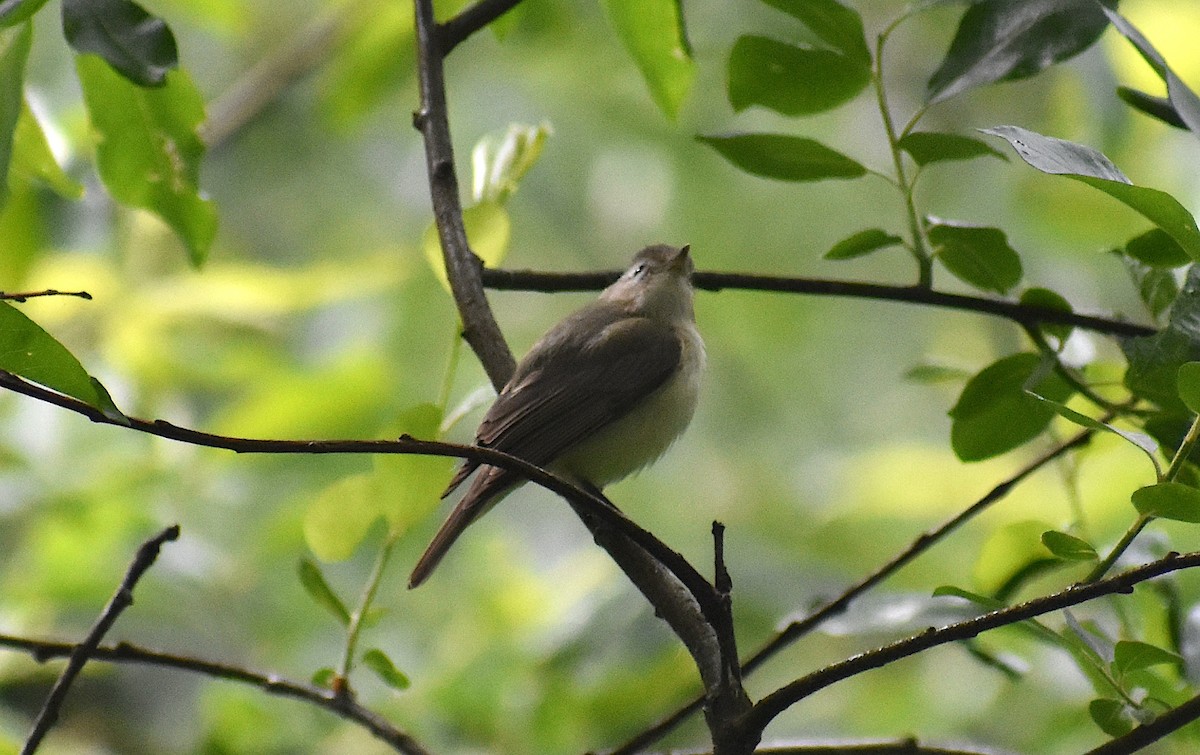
(409, 244, 704, 588)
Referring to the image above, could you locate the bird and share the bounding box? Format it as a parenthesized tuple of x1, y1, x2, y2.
(409, 244, 705, 588)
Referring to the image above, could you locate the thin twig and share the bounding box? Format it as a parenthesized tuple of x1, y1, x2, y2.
(0, 634, 429, 755)
(0, 289, 92, 302)
(21, 525, 180, 755)
(612, 428, 1093, 753)
(747, 550, 1200, 731)
(480, 268, 1156, 339)
(438, 0, 526, 54)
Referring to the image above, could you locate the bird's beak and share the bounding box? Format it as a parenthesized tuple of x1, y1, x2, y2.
(671, 244, 693, 274)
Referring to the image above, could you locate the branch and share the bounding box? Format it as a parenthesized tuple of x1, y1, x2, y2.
(437, 0, 526, 54)
(21, 525, 180, 755)
(480, 267, 1156, 339)
(0, 289, 92, 302)
(746, 551, 1200, 732)
(413, 0, 515, 388)
(1085, 688, 1200, 753)
(611, 427, 1093, 754)
(0, 634, 429, 755)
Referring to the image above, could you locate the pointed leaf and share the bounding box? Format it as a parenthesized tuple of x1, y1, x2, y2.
(1126, 228, 1190, 269)
(1112, 640, 1182, 679)
(897, 131, 1006, 167)
(698, 133, 866, 182)
(298, 559, 351, 626)
(1132, 482, 1200, 523)
(1178, 362, 1200, 414)
(0, 0, 50, 26)
(600, 0, 693, 119)
(1041, 530, 1098, 561)
(0, 21, 31, 210)
(76, 55, 215, 265)
(824, 228, 903, 260)
(470, 122, 551, 204)
(1025, 390, 1160, 476)
(11, 101, 84, 198)
(757, 0, 869, 63)
(928, 0, 1112, 104)
(928, 220, 1022, 294)
(361, 648, 411, 691)
(949, 352, 1072, 461)
(62, 0, 178, 87)
(728, 35, 869, 116)
(1118, 87, 1187, 130)
(1102, 7, 1200, 140)
(983, 125, 1200, 261)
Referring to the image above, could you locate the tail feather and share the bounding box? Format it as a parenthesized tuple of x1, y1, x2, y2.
(409, 465, 513, 588)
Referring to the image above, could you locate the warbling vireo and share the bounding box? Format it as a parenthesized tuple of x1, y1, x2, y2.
(409, 244, 705, 587)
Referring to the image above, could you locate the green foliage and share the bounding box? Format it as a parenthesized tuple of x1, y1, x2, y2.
(896, 131, 1006, 167)
(1132, 483, 1200, 523)
(62, 0, 178, 87)
(927, 220, 1022, 294)
(697, 133, 865, 181)
(727, 35, 869, 116)
(0, 21, 31, 210)
(599, 0, 693, 119)
(823, 228, 902, 260)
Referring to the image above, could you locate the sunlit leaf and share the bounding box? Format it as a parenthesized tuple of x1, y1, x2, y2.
(928, 0, 1112, 104)
(76, 55, 216, 265)
(982, 125, 1200, 261)
(1041, 530, 1097, 561)
(823, 228, 903, 260)
(318, 3, 414, 128)
(757, 0, 869, 63)
(304, 473, 382, 563)
(1112, 640, 1181, 679)
(949, 352, 1072, 461)
(0, 0, 50, 26)
(697, 133, 866, 182)
(727, 35, 869, 116)
(422, 201, 511, 293)
(362, 648, 411, 691)
(928, 220, 1022, 294)
(62, 0, 178, 87)
(600, 0, 694, 119)
(972, 520, 1059, 598)
(298, 558, 351, 626)
(471, 122, 551, 204)
(1132, 482, 1200, 523)
(11, 101, 84, 198)
(374, 403, 454, 536)
(897, 131, 1006, 167)
(0, 21, 31, 210)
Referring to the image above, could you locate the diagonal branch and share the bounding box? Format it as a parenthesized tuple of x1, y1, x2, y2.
(0, 634, 429, 755)
(437, 0, 526, 54)
(21, 525, 180, 755)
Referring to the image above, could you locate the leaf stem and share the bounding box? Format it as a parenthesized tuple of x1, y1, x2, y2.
(1085, 514, 1152, 584)
(339, 539, 397, 683)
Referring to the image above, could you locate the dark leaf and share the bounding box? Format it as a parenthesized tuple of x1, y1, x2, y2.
(1132, 482, 1200, 523)
(298, 559, 351, 626)
(1123, 266, 1200, 410)
(1126, 228, 1191, 268)
(949, 352, 1073, 461)
(1090, 698, 1135, 737)
(824, 228, 903, 260)
(1179, 361, 1200, 414)
(62, 0, 178, 87)
(897, 131, 1007, 166)
(728, 35, 869, 116)
(1102, 7, 1200, 140)
(697, 133, 866, 182)
(757, 0, 870, 63)
(928, 220, 1022, 294)
(1019, 287, 1072, 342)
(927, 0, 1113, 104)
(1118, 86, 1187, 130)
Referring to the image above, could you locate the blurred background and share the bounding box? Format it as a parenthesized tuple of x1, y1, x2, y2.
(3, 0, 1200, 752)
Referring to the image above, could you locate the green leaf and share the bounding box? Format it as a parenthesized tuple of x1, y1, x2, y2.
(928, 220, 1022, 294)
(600, 0, 694, 119)
(1041, 530, 1098, 561)
(0, 0, 50, 27)
(311, 667, 337, 687)
(1019, 287, 1073, 343)
(932, 585, 1004, 610)
(10, 101, 84, 199)
(76, 55, 215, 265)
(1089, 698, 1135, 737)
(1123, 266, 1200, 411)
(297, 559, 351, 626)
(1118, 252, 1177, 319)
(756, 0, 870, 63)
(972, 520, 1059, 598)
(824, 228, 903, 260)
(697, 133, 866, 182)
(905, 362, 971, 384)
(1112, 640, 1182, 679)
(1102, 7, 1200, 140)
(0, 301, 122, 416)
(1125, 228, 1191, 268)
(361, 648, 411, 691)
(927, 0, 1112, 104)
(1025, 390, 1161, 475)
(897, 131, 1006, 167)
(318, 3, 414, 128)
(422, 201, 511, 293)
(470, 122, 551, 204)
(0, 21, 31, 210)
(1178, 362, 1200, 414)
(1132, 482, 1200, 523)
(1118, 86, 1187, 130)
(727, 35, 869, 117)
(303, 473, 383, 563)
(62, 0, 178, 87)
(982, 125, 1200, 261)
(949, 352, 1073, 461)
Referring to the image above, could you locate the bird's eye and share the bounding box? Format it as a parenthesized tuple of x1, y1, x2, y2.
(629, 263, 647, 278)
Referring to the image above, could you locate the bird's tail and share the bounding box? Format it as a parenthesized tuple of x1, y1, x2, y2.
(408, 466, 510, 588)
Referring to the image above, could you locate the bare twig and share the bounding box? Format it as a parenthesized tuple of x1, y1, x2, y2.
(481, 267, 1156, 339)
(0, 634, 429, 755)
(613, 427, 1094, 753)
(746, 551, 1200, 731)
(413, 0, 516, 388)
(21, 525, 180, 755)
(0, 289, 92, 302)
(438, 0, 526, 54)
